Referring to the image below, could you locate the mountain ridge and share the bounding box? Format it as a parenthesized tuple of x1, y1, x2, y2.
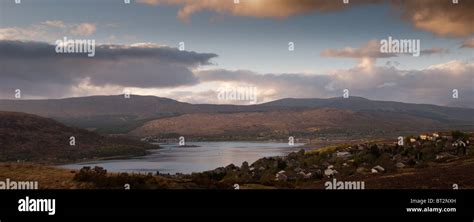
(0, 95, 473, 134)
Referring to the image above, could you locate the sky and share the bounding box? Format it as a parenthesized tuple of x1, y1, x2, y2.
(0, 0, 473, 106)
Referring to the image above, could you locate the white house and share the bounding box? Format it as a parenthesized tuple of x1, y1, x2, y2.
(371, 165, 385, 173)
(336, 151, 352, 159)
(452, 140, 466, 147)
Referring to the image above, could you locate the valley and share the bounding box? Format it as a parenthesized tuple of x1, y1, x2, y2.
(0, 95, 473, 189)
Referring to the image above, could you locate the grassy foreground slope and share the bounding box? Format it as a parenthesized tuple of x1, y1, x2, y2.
(0, 163, 185, 189)
(1, 156, 473, 189)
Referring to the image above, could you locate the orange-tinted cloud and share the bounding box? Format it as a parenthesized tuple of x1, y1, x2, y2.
(392, 0, 474, 37)
(321, 39, 448, 73)
(70, 23, 97, 36)
(0, 21, 97, 42)
(137, 0, 380, 21)
(461, 38, 474, 48)
(321, 40, 394, 72)
(321, 39, 395, 59)
(138, 0, 474, 37)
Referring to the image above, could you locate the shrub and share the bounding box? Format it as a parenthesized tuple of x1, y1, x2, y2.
(73, 166, 159, 189)
(451, 130, 467, 140)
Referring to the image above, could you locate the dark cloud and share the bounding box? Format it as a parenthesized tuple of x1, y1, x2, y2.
(0, 41, 216, 64)
(0, 40, 217, 98)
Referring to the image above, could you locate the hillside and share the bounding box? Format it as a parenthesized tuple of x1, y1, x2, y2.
(0, 95, 275, 118)
(261, 97, 474, 124)
(0, 96, 195, 133)
(129, 108, 446, 139)
(0, 111, 156, 163)
(0, 95, 272, 133)
(1, 95, 473, 134)
(445, 98, 474, 109)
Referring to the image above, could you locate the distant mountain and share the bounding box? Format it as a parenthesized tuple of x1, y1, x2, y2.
(0, 95, 473, 134)
(0, 95, 272, 133)
(0, 95, 275, 118)
(260, 97, 474, 125)
(444, 98, 474, 109)
(0, 95, 193, 118)
(129, 107, 450, 139)
(0, 111, 154, 163)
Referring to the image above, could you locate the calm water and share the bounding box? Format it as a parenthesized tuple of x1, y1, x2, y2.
(60, 142, 303, 174)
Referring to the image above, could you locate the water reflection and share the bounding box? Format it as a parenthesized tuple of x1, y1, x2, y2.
(61, 142, 303, 174)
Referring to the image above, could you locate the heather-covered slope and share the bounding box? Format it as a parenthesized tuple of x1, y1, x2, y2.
(0, 111, 155, 163)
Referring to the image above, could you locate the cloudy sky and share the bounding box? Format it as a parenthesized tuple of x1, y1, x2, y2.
(0, 0, 473, 106)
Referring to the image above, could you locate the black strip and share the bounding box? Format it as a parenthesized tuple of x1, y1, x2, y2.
(0, 189, 472, 219)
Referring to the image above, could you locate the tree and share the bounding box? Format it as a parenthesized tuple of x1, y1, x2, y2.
(451, 130, 467, 140)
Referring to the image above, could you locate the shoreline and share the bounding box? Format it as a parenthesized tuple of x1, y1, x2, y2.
(57, 141, 308, 174)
